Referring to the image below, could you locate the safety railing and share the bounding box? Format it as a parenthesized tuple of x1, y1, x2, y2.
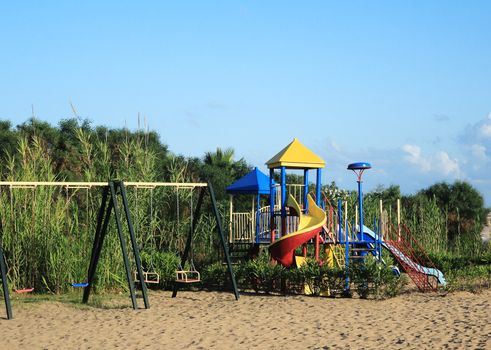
(231, 212, 253, 242)
(385, 223, 439, 292)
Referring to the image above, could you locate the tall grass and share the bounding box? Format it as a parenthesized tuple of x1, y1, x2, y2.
(322, 186, 487, 260)
(0, 130, 221, 293)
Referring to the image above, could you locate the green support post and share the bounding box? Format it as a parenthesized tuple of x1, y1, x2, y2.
(83, 186, 111, 303)
(83, 180, 149, 309)
(109, 181, 139, 310)
(207, 182, 240, 300)
(118, 181, 150, 309)
(1, 245, 12, 320)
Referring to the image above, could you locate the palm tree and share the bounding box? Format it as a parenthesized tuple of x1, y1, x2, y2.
(204, 147, 235, 167)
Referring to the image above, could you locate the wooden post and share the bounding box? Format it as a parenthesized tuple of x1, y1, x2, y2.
(379, 199, 383, 240)
(251, 196, 255, 241)
(229, 195, 233, 243)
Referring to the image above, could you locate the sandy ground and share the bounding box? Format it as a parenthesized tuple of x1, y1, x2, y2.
(1, 289, 490, 350)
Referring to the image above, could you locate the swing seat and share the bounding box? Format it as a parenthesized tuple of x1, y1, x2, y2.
(71, 282, 89, 288)
(175, 269, 201, 283)
(134, 271, 160, 284)
(15, 287, 34, 293)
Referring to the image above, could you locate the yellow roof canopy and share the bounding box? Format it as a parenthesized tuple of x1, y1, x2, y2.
(266, 138, 325, 169)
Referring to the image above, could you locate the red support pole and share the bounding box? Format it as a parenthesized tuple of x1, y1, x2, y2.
(302, 243, 307, 257)
(314, 233, 320, 261)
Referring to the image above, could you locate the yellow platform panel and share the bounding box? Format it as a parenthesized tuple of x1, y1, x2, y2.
(266, 138, 325, 169)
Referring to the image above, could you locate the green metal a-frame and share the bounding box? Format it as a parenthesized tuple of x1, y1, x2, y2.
(82, 180, 149, 309)
(172, 182, 239, 300)
(1, 244, 13, 320)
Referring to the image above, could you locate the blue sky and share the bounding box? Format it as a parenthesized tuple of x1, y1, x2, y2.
(1, 1, 490, 205)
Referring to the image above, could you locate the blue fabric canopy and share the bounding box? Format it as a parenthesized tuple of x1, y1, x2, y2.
(226, 167, 273, 195)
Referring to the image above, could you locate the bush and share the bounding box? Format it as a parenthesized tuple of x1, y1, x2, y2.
(200, 254, 407, 299)
(201, 262, 229, 290)
(350, 256, 406, 299)
(140, 251, 180, 289)
(281, 267, 305, 294)
(443, 264, 491, 292)
(318, 264, 346, 296)
(428, 251, 491, 273)
(294, 259, 345, 296)
(238, 253, 284, 293)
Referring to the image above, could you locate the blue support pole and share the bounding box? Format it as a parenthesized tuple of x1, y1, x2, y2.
(358, 180, 364, 242)
(373, 217, 378, 260)
(378, 219, 382, 261)
(269, 168, 275, 243)
(347, 163, 371, 245)
(343, 202, 350, 293)
(255, 194, 260, 244)
(303, 169, 309, 213)
(316, 168, 322, 207)
(281, 166, 287, 236)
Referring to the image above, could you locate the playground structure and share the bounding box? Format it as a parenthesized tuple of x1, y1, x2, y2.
(228, 138, 446, 292)
(0, 180, 239, 319)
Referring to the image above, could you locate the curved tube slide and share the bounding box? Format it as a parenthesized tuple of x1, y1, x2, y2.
(269, 194, 326, 267)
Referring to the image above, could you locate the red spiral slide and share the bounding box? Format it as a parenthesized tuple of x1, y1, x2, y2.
(269, 194, 326, 267)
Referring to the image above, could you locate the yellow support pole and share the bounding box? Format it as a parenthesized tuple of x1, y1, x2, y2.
(324, 244, 334, 268)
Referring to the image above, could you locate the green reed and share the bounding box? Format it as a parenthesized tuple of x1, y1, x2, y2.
(0, 129, 221, 293)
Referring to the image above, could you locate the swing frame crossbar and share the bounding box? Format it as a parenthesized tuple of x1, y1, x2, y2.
(0, 181, 208, 189)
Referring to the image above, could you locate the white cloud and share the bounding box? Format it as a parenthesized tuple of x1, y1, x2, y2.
(471, 144, 488, 160)
(481, 123, 491, 138)
(434, 151, 461, 176)
(402, 144, 431, 172)
(402, 144, 461, 177)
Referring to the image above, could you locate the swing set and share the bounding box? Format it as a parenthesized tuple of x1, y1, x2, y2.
(0, 180, 239, 319)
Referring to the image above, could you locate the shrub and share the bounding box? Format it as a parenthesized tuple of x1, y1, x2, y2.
(140, 251, 180, 289)
(292, 259, 346, 297)
(201, 262, 229, 290)
(350, 256, 406, 299)
(239, 252, 284, 293)
(318, 264, 346, 296)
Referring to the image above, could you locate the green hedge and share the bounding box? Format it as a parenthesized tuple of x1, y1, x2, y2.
(201, 253, 406, 299)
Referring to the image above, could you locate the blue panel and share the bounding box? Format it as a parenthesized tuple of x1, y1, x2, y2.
(347, 162, 372, 170)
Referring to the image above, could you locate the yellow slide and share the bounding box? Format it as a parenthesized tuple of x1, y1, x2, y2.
(268, 194, 326, 267)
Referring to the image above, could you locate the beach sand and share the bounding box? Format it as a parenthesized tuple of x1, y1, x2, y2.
(1, 289, 490, 350)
